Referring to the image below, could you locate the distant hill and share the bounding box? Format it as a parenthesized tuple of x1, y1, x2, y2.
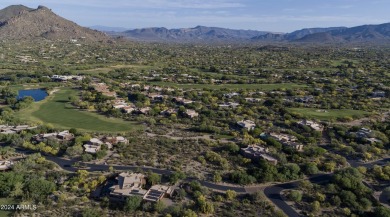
(118, 25, 271, 42)
(328, 23, 390, 42)
(0, 5, 110, 42)
(285, 27, 347, 41)
(251, 24, 390, 43)
(112, 23, 390, 44)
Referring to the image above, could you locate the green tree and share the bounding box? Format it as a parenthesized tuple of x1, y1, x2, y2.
(147, 172, 161, 186)
(311, 201, 320, 214)
(124, 196, 142, 212)
(10, 182, 24, 198)
(225, 190, 237, 200)
(182, 209, 198, 217)
(25, 178, 56, 203)
(287, 190, 302, 202)
(213, 172, 222, 183)
(154, 200, 165, 213)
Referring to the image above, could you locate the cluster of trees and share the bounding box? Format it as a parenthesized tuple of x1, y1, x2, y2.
(0, 154, 56, 204)
(287, 168, 386, 216)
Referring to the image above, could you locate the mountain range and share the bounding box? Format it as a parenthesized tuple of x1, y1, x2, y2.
(0, 5, 389, 44)
(113, 26, 271, 42)
(0, 5, 109, 42)
(116, 24, 390, 43)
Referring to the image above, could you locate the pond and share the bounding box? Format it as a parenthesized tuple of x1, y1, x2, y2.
(17, 89, 48, 102)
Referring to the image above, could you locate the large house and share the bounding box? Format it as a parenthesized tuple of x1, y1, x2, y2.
(240, 144, 278, 165)
(109, 173, 173, 203)
(33, 130, 74, 142)
(109, 173, 147, 202)
(84, 138, 104, 154)
(102, 136, 129, 145)
(237, 120, 256, 131)
(0, 125, 37, 134)
(269, 132, 304, 151)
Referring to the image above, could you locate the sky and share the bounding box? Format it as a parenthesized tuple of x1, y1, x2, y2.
(0, 0, 389, 32)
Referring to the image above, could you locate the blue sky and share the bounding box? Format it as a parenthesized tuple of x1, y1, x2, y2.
(0, 0, 389, 32)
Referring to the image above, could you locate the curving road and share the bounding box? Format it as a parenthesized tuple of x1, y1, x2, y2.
(15, 147, 390, 216)
(264, 174, 332, 217)
(43, 155, 248, 193)
(264, 158, 390, 217)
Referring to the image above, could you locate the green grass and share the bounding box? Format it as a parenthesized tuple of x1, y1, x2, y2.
(148, 82, 306, 90)
(1, 82, 58, 92)
(17, 88, 143, 132)
(0, 198, 17, 217)
(331, 59, 359, 67)
(288, 108, 371, 121)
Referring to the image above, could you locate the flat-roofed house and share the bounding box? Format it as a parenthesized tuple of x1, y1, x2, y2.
(298, 120, 323, 131)
(269, 132, 304, 151)
(185, 109, 199, 118)
(240, 144, 278, 165)
(110, 173, 147, 202)
(237, 120, 256, 131)
(143, 185, 174, 202)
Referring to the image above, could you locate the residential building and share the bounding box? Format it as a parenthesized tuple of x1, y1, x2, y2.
(269, 132, 304, 151)
(219, 102, 240, 108)
(245, 98, 262, 103)
(356, 128, 373, 138)
(185, 109, 199, 118)
(110, 173, 147, 202)
(372, 91, 386, 98)
(84, 138, 104, 153)
(122, 106, 136, 114)
(237, 120, 256, 131)
(83, 144, 101, 154)
(143, 185, 174, 202)
(240, 145, 278, 165)
(224, 92, 240, 98)
(298, 120, 323, 131)
(160, 108, 178, 116)
(138, 107, 151, 115)
(295, 96, 314, 103)
(173, 97, 194, 105)
(103, 136, 129, 145)
(0, 125, 37, 134)
(33, 130, 74, 142)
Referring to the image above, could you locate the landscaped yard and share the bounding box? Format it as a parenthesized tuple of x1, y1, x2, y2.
(148, 82, 307, 90)
(17, 88, 143, 132)
(288, 108, 371, 121)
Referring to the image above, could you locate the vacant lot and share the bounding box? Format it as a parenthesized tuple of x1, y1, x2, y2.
(18, 88, 142, 132)
(288, 108, 371, 121)
(148, 82, 307, 90)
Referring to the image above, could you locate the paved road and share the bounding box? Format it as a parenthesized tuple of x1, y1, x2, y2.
(264, 174, 332, 217)
(348, 157, 390, 168)
(43, 155, 248, 193)
(264, 157, 390, 217)
(15, 147, 390, 216)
